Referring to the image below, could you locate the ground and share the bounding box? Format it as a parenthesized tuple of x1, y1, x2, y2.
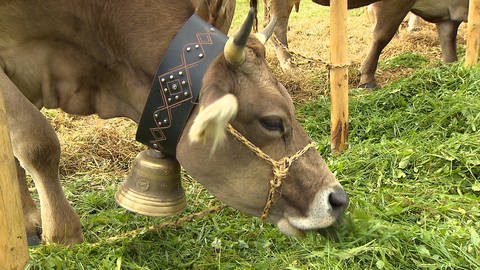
(26, 1, 478, 269)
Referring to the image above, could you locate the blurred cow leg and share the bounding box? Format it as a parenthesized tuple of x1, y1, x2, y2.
(193, 0, 236, 34)
(366, 4, 376, 25)
(0, 70, 83, 244)
(359, 0, 414, 88)
(407, 13, 421, 32)
(265, 0, 296, 70)
(15, 159, 42, 246)
(436, 20, 462, 62)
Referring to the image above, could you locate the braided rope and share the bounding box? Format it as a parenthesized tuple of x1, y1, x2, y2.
(226, 124, 316, 219)
(272, 35, 354, 69)
(272, 35, 328, 66)
(92, 205, 227, 245)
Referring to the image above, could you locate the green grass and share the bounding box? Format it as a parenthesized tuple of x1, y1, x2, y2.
(25, 1, 480, 269)
(298, 62, 480, 269)
(379, 52, 430, 69)
(27, 58, 480, 270)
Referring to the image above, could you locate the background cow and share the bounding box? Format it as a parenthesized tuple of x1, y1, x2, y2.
(0, 0, 347, 245)
(265, 0, 469, 88)
(192, 0, 236, 34)
(366, 6, 423, 32)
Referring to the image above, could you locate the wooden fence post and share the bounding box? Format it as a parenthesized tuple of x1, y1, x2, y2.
(330, 0, 349, 153)
(0, 91, 29, 270)
(466, 0, 480, 66)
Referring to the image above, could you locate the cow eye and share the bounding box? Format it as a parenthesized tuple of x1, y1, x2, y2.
(259, 116, 285, 133)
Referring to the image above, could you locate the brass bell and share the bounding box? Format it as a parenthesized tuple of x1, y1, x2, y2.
(115, 149, 186, 216)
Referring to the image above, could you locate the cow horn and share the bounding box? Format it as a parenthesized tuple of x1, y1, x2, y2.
(255, 16, 277, 44)
(224, 8, 255, 66)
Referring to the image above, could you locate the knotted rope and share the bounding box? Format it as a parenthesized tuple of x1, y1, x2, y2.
(94, 205, 227, 245)
(226, 124, 317, 219)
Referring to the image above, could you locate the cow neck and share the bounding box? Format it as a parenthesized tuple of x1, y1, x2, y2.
(136, 14, 227, 156)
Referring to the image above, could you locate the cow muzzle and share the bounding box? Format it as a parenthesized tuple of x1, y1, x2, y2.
(226, 123, 348, 234)
(226, 124, 317, 219)
(278, 185, 348, 235)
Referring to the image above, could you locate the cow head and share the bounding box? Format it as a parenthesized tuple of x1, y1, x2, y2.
(176, 10, 348, 235)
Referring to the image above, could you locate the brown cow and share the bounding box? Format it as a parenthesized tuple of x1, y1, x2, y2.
(0, 0, 347, 245)
(366, 6, 423, 32)
(193, 0, 236, 34)
(266, 0, 469, 88)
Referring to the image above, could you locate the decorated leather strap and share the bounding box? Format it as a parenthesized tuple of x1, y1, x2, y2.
(136, 14, 227, 156)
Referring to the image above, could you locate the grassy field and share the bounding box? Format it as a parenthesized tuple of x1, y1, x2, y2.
(25, 1, 479, 269)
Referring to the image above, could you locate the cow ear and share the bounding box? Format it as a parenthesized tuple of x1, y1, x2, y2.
(188, 88, 238, 152)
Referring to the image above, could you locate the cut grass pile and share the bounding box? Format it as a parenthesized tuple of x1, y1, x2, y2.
(27, 57, 479, 269)
(299, 62, 480, 268)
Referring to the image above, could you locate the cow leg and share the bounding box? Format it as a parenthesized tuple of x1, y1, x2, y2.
(266, 0, 294, 70)
(15, 158, 43, 246)
(436, 20, 462, 63)
(366, 5, 376, 25)
(0, 70, 83, 244)
(359, 1, 414, 88)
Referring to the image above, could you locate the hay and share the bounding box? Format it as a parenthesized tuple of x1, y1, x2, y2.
(43, 110, 144, 177)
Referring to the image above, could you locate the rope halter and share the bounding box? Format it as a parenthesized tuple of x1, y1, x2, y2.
(226, 124, 317, 220)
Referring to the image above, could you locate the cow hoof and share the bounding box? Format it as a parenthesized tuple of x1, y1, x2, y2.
(358, 81, 379, 89)
(27, 226, 42, 246)
(24, 209, 42, 246)
(44, 228, 84, 245)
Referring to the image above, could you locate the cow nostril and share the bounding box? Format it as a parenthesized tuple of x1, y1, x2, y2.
(328, 188, 348, 215)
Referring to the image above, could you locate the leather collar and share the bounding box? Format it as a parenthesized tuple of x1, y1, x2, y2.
(136, 14, 227, 156)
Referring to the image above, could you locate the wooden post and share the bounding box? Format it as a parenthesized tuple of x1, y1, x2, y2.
(466, 0, 480, 66)
(329, 0, 349, 153)
(0, 92, 29, 270)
